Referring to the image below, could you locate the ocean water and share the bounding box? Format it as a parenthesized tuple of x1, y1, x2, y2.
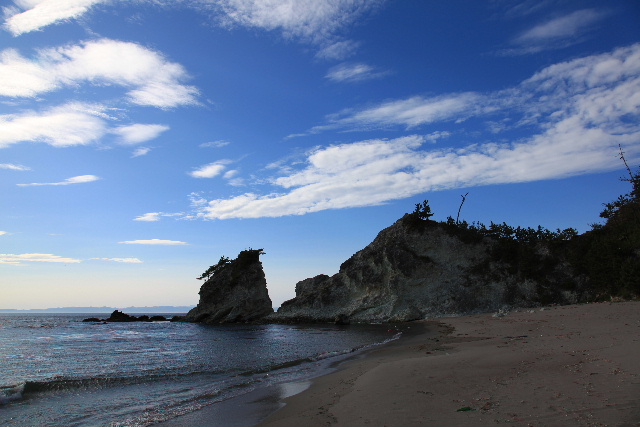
(0, 314, 403, 427)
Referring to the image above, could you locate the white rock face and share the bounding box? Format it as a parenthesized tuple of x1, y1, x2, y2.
(271, 215, 585, 323)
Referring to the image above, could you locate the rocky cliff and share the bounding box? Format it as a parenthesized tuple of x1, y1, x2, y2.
(184, 249, 273, 324)
(271, 214, 587, 323)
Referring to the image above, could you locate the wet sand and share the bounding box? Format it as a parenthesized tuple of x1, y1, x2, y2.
(258, 301, 640, 427)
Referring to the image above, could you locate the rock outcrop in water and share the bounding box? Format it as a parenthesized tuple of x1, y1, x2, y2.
(271, 214, 587, 323)
(184, 249, 273, 324)
(82, 311, 170, 322)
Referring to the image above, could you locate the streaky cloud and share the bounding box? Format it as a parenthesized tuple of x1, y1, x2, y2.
(187, 44, 640, 219)
(113, 124, 169, 145)
(0, 102, 108, 149)
(4, 0, 385, 59)
(325, 62, 388, 83)
(133, 212, 161, 222)
(503, 8, 608, 55)
(0, 163, 31, 171)
(189, 161, 230, 178)
(515, 9, 605, 44)
(3, 0, 108, 36)
(0, 102, 171, 149)
(90, 257, 143, 263)
(0, 39, 199, 108)
(131, 147, 152, 157)
(119, 239, 188, 245)
(0, 253, 82, 264)
(17, 174, 100, 187)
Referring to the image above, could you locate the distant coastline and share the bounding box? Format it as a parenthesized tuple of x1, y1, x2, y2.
(0, 306, 195, 314)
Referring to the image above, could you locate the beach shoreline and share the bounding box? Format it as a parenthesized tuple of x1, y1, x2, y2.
(151, 323, 427, 427)
(257, 301, 640, 427)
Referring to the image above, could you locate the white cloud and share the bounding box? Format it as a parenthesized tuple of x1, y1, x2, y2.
(0, 253, 81, 265)
(0, 39, 199, 108)
(223, 169, 244, 186)
(189, 161, 230, 178)
(90, 257, 143, 263)
(0, 48, 56, 96)
(0, 102, 108, 149)
(311, 92, 488, 133)
(0, 231, 8, 236)
(200, 140, 231, 148)
(188, 44, 640, 219)
(133, 212, 161, 222)
(132, 212, 183, 221)
(119, 239, 188, 245)
(17, 174, 100, 186)
(3, 0, 108, 36)
(0, 102, 172, 149)
(4, 0, 373, 39)
(112, 123, 169, 145)
(325, 62, 388, 83)
(316, 40, 360, 60)
(508, 9, 607, 54)
(209, 0, 386, 59)
(212, 0, 383, 44)
(0, 163, 30, 170)
(131, 147, 151, 157)
(4, 1, 383, 60)
(223, 169, 238, 179)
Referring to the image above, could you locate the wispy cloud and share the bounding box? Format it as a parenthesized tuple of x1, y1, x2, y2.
(303, 92, 489, 135)
(90, 257, 143, 263)
(0, 102, 108, 149)
(119, 239, 188, 245)
(0, 163, 30, 171)
(0, 253, 82, 265)
(211, 0, 384, 44)
(200, 140, 231, 148)
(505, 9, 607, 55)
(316, 40, 360, 60)
(325, 62, 388, 83)
(3, 0, 108, 36)
(132, 212, 183, 221)
(133, 212, 161, 222)
(3, 1, 384, 58)
(0, 231, 8, 236)
(0, 38, 198, 108)
(0, 102, 169, 149)
(184, 43, 640, 219)
(131, 147, 151, 157)
(189, 161, 231, 178)
(112, 124, 169, 145)
(17, 174, 100, 187)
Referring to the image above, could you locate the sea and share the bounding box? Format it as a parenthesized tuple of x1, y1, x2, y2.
(0, 313, 405, 427)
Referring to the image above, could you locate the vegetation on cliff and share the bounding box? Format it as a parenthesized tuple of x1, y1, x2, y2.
(403, 148, 639, 302)
(570, 150, 640, 299)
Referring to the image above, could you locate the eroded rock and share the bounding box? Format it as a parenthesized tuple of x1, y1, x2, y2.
(183, 249, 273, 324)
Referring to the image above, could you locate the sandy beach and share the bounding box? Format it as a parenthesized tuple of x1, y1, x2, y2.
(257, 301, 640, 427)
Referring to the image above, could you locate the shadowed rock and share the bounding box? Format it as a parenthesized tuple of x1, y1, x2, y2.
(271, 214, 586, 323)
(183, 249, 274, 324)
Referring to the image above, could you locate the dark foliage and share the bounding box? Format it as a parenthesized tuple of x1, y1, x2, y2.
(406, 148, 638, 301)
(197, 248, 266, 281)
(403, 200, 438, 231)
(197, 256, 231, 280)
(568, 149, 640, 299)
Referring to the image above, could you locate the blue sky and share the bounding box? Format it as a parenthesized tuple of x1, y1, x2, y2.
(1, 0, 639, 310)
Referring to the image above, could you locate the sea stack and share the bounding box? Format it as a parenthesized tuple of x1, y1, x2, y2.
(184, 249, 273, 324)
